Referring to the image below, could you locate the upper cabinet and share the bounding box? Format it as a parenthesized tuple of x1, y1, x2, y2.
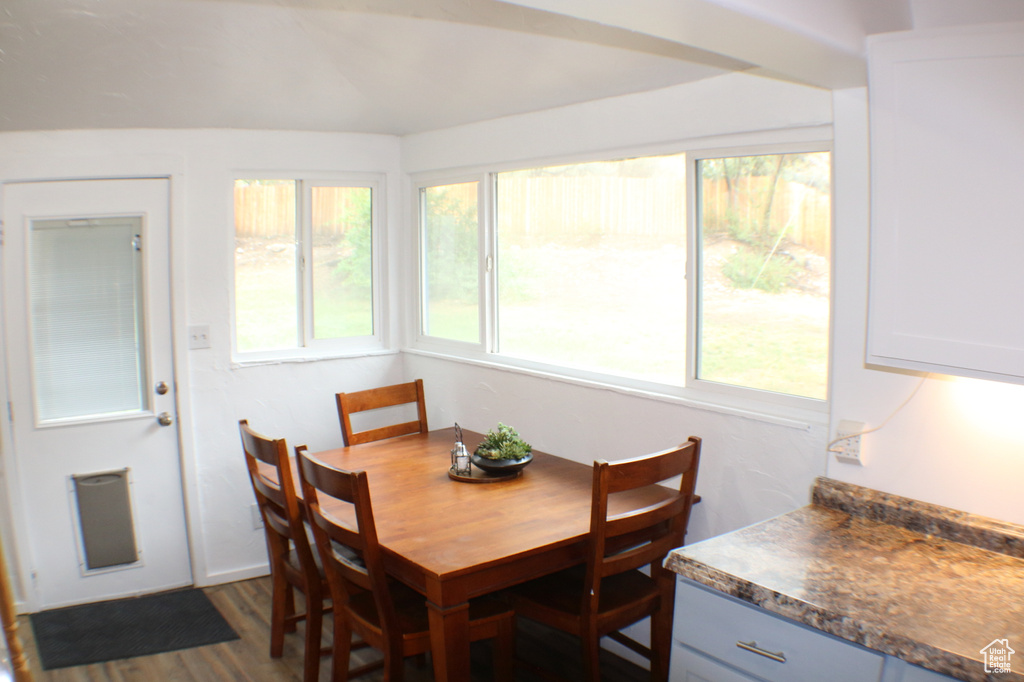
(866, 22, 1024, 384)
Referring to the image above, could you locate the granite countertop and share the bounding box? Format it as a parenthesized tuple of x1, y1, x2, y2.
(666, 477, 1024, 682)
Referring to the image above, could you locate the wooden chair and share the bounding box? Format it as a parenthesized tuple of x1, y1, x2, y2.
(510, 437, 702, 682)
(296, 445, 516, 682)
(0, 523, 31, 682)
(240, 419, 329, 682)
(335, 379, 428, 446)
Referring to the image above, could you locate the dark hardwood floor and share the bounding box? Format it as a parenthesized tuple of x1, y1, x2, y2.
(16, 577, 650, 681)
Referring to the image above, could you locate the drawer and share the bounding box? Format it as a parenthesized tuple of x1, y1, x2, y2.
(672, 640, 764, 682)
(674, 579, 884, 682)
(881, 657, 960, 682)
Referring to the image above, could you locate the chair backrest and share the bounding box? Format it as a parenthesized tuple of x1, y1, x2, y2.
(295, 446, 398, 635)
(335, 379, 428, 446)
(585, 437, 702, 604)
(239, 419, 318, 581)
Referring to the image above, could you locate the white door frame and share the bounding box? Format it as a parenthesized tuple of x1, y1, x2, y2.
(0, 163, 206, 612)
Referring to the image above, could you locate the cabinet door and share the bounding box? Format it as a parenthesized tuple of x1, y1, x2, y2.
(867, 23, 1024, 383)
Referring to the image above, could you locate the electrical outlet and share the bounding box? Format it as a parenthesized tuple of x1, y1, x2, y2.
(188, 324, 211, 349)
(833, 419, 865, 465)
(251, 504, 263, 530)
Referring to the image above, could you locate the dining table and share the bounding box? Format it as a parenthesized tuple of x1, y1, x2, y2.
(300, 426, 684, 682)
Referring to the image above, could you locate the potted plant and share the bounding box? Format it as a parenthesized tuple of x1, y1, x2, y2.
(472, 423, 533, 475)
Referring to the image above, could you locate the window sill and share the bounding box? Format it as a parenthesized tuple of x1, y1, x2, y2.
(403, 347, 828, 431)
(231, 347, 400, 369)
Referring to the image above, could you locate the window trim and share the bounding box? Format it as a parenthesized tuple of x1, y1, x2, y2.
(410, 131, 833, 422)
(231, 172, 387, 362)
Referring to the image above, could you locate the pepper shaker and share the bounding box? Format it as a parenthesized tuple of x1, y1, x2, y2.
(451, 423, 471, 476)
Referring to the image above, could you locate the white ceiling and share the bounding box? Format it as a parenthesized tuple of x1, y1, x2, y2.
(1, 0, 1021, 136)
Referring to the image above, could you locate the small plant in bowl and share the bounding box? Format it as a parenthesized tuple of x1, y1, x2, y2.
(472, 423, 533, 476)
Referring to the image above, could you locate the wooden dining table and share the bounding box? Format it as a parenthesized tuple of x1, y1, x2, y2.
(301, 426, 682, 682)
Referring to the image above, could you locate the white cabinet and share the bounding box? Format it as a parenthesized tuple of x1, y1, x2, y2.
(671, 579, 884, 682)
(866, 22, 1024, 383)
(671, 578, 962, 682)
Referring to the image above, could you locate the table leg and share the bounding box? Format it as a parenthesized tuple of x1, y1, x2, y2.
(426, 598, 472, 681)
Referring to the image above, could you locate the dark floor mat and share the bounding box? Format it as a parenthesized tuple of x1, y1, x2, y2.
(30, 588, 239, 669)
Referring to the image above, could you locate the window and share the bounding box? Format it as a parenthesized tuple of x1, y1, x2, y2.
(695, 151, 831, 400)
(30, 217, 149, 421)
(234, 176, 381, 356)
(416, 146, 831, 408)
(494, 156, 687, 382)
(420, 181, 480, 344)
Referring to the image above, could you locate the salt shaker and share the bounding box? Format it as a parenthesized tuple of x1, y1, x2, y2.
(451, 423, 471, 476)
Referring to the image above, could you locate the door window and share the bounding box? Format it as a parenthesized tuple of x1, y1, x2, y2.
(29, 217, 149, 423)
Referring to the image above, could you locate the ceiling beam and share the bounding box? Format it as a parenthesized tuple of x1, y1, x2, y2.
(205, 0, 755, 71)
(493, 0, 874, 88)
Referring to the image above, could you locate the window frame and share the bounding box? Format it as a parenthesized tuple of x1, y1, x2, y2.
(231, 172, 387, 362)
(687, 142, 834, 411)
(411, 134, 833, 422)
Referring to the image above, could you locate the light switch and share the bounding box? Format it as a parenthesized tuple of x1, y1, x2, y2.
(188, 325, 211, 349)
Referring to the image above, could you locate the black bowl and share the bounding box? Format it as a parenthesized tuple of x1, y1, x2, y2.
(471, 451, 533, 476)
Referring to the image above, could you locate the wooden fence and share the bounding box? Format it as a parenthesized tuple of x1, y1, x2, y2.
(234, 183, 368, 238)
(701, 177, 831, 254)
(236, 176, 830, 255)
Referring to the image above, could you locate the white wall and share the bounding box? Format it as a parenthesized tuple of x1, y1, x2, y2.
(402, 71, 833, 173)
(0, 129, 407, 590)
(827, 88, 1024, 526)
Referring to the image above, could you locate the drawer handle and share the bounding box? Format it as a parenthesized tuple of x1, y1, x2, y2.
(736, 640, 787, 663)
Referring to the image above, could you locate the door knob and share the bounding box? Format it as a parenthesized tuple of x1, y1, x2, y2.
(157, 412, 174, 426)
(155, 381, 169, 395)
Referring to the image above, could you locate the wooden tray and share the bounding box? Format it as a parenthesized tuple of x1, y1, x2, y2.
(448, 466, 522, 484)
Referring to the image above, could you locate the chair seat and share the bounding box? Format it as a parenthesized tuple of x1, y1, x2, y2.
(285, 548, 318, 574)
(348, 580, 512, 638)
(512, 566, 660, 630)
(287, 540, 360, 576)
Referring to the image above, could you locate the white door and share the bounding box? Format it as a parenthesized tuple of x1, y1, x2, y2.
(2, 178, 192, 610)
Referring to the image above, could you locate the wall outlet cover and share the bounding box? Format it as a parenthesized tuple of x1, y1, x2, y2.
(834, 419, 865, 465)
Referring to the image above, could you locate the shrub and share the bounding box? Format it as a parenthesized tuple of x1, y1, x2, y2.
(722, 247, 795, 293)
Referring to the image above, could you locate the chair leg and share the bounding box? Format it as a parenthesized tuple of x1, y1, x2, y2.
(332, 612, 352, 682)
(303, 598, 323, 682)
(285, 584, 298, 633)
(581, 632, 602, 682)
(494, 615, 516, 682)
(269, 570, 288, 657)
(383, 638, 405, 682)
(650, 604, 673, 682)
(651, 569, 676, 682)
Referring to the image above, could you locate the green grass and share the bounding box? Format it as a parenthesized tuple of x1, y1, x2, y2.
(234, 259, 372, 352)
(424, 300, 479, 343)
(237, 238, 829, 400)
(699, 309, 828, 399)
